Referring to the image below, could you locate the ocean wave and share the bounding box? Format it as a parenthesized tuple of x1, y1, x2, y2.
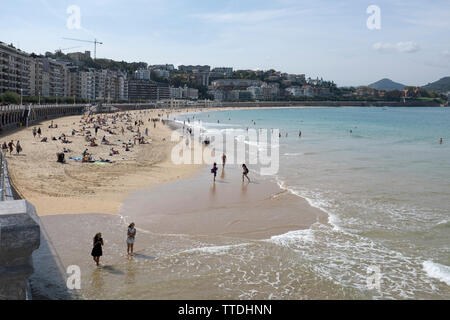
(422, 261, 450, 286)
(182, 243, 249, 255)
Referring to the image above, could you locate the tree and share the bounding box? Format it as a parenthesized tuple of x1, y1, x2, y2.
(0, 91, 21, 104)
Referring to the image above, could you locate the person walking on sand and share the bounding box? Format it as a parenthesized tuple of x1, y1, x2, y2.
(15, 140, 22, 155)
(91, 233, 104, 267)
(242, 164, 250, 183)
(37, 127, 41, 138)
(222, 153, 227, 168)
(32, 127, 37, 138)
(7, 140, 14, 155)
(127, 223, 136, 256)
(211, 162, 218, 182)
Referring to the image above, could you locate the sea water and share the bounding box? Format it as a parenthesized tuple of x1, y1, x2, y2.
(170, 107, 450, 299)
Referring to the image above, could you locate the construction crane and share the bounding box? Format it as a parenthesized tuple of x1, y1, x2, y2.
(56, 46, 82, 53)
(62, 38, 103, 60)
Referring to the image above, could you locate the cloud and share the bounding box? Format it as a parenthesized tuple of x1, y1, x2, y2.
(191, 8, 308, 23)
(372, 41, 420, 53)
(443, 50, 450, 58)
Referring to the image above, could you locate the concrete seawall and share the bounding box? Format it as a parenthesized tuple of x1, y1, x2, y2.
(0, 200, 40, 300)
(0, 150, 40, 300)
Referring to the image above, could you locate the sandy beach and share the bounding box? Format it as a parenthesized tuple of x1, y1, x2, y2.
(2, 106, 332, 299)
(1, 108, 205, 215)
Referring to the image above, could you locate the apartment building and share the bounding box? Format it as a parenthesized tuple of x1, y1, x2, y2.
(0, 41, 31, 96)
(211, 67, 233, 77)
(178, 65, 211, 73)
(134, 68, 151, 80)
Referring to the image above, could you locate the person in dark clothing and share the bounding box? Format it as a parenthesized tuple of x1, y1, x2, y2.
(91, 233, 104, 267)
(242, 164, 250, 183)
(211, 163, 218, 182)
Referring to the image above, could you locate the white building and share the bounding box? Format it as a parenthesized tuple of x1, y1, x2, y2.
(170, 86, 183, 99)
(153, 68, 170, 79)
(286, 86, 303, 97)
(183, 85, 198, 100)
(134, 68, 151, 80)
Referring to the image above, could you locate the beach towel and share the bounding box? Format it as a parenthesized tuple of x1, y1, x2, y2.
(69, 156, 82, 160)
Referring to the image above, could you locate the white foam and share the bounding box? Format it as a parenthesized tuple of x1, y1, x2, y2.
(182, 243, 249, 255)
(423, 261, 450, 286)
(267, 229, 315, 246)
(283, 152, 303, 156)
(275, 177, 342, 232)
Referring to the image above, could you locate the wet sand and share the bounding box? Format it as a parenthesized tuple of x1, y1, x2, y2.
(120, 165, 327, 240)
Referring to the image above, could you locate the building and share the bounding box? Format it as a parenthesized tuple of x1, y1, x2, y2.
(28, 57, 68, 99)
(230, 90, 252, 101)
(190, 72, 210, 86)
(155, 82, 170, 100)
(302, 85, 314, 97)
(211, 67, 233, 77)
(247, 86, 263, 100)
(128, 79, 153, 101)
(149, 64, 174, 71)
(78, 69, 96, 101)
(134, 68, 151, 80)
(67, 51, 91, 62)
(286, 86, 303, 97)
(0, 42, 31, 96)
(128, 80, 169, 101)
(261, 82, 280, 100)
(118, 72, 128, 101)
(170, 86, 183, 99)
(208, 88, 226, 101)
(182, 85, 198, 100)
(211, 79, 262, 89)
(178, 65, 211, 73)
(152, 68, 170, 79)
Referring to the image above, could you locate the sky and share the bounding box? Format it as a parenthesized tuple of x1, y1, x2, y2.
(0, 0, 449, 87)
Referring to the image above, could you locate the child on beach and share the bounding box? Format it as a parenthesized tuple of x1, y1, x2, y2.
(127, 223, 137, 256)
(242, 164, 250, 183)
(91, 233, 104, 267)
(222, 154, 227, 168)
(211, 163, 218, 181)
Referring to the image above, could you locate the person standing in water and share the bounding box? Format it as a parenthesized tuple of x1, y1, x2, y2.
(242, 164, 250, 183)
(127, 223, 136, 256)
(222, 153, 227, 168)
(299, 130, 302, 138)
(440, 138, 443, 144)
(211, 163, 218, 182)
(91, 233, 104, 267)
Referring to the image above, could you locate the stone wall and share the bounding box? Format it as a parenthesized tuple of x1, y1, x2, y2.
(0, 200, 40, 300)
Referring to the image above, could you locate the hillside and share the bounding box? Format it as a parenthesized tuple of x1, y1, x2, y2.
(422, 77, 450, 93)
(368, 78, 405, 90)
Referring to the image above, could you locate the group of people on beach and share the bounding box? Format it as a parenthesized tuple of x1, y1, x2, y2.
(91, 222, 136, 267)
(211, 153, 250, 183)
(2, 140, 22, 155)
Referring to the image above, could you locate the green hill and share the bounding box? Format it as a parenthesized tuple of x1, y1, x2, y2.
(368, 78, 405, 90)
(422, 77, 450, 93)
